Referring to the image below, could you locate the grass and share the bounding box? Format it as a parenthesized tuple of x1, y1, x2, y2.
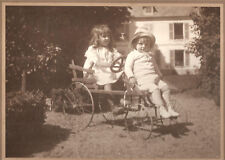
(164, 75, 200, 92)
(164, 75, 220, 106)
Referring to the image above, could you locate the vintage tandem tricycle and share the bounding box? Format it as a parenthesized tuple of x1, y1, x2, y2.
(51, 56, 180, 140)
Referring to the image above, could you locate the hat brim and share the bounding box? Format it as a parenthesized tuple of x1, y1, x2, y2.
(130, 32, 156, 48)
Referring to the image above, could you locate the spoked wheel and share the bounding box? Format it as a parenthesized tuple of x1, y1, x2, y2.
(62, 82, 95, 132)
(124, 105, 153, 140)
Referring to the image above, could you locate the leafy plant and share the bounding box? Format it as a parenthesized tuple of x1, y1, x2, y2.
(188, 7, 220, 105)
(6, 90, 47, 141)
(6, 6, 131, 93)
(50, 87, 86, 113)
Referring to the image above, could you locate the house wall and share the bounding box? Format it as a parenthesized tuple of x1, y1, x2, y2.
(116, 19, 201, 75)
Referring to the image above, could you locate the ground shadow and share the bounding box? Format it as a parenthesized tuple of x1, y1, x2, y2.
(101, 117, 193, 140)
(6, 124, 71, 157)
(103, 118, 126, 127)
(151, 122, 193, 138)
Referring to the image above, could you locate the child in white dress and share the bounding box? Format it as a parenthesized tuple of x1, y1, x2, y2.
(83, 24, 123, 113)
(125, 30, 179, 118)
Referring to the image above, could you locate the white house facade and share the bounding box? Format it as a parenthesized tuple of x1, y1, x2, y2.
(115, 6, 201, 75)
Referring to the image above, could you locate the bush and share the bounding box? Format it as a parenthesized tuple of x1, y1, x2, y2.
(50, 88, 67, 112)
(50, 87, 87, 113)
(188, 7, 220, 106)
(50, 86, 100, 113)
(6, 90, 47, 142)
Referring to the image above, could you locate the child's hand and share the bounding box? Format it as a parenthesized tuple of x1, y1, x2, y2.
(129, 77, 137, 88)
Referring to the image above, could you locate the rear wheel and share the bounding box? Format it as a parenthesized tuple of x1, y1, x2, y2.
(62, 82, 95, 132)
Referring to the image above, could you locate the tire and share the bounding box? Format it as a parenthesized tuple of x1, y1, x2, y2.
(124, 105, 153, 140)
(62, 82, 95, 132)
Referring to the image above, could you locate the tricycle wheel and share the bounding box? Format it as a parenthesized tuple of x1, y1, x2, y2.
(63, 82, 95, 132)
(124, 106, 153, 140)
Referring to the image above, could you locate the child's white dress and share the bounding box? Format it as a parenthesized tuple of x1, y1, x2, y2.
(125, 50, 167, 92)
(83, 45, 123, 85)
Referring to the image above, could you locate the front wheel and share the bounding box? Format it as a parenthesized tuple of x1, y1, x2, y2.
(124, 105, 153, 140)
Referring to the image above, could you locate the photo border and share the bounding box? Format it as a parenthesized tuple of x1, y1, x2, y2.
(1, 0, 224, 160)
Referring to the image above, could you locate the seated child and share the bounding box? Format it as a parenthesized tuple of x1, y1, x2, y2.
(83, 24, 123, 114)
(124, 29, 179, 118)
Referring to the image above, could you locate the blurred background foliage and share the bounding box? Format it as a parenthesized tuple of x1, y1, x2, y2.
(6, 6, 131, 93)
(188, 7, 220, 105)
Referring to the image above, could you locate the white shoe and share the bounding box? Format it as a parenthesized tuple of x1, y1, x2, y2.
(168, 107, 179, 117)
(159, 107, 171, 118)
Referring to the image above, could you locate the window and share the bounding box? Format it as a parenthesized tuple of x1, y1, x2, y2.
(170, 50, 190, 67)
(175, 50, 184, 66)
(169, 23, 189, 40)
(143, 6, 153, 13)
(174, 23, 183, 39)
(142, 6, 157, 15)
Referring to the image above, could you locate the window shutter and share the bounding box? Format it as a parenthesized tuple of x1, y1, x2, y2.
(170, 50, 175, 68)
(184, 23, 189, 39)
(169, 23, 174, 39)
(185, 51, 190, 66)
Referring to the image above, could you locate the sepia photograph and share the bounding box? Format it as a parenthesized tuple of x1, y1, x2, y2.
(1, 0, 224, 159)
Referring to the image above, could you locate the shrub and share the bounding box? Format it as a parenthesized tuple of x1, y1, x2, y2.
(50, 88, 86, 113)
(188, 7, 220, 106)
(50, 86, 99, 113)
(50, 88, 68, 112)
(6, 90, 47, 141)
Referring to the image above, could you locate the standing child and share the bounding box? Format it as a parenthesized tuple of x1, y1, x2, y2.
(124, 29, 179, 118)
(83, 24, 123, 113)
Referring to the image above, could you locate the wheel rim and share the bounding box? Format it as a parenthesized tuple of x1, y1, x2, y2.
(63, 82, 95, 132)
(124, 105, 153, 140)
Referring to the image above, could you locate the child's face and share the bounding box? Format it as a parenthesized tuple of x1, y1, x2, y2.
(99, 33, 111, 47)
(135, 37, 151, 53)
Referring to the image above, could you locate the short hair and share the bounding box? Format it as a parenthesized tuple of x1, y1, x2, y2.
(89, 24, 114, 51)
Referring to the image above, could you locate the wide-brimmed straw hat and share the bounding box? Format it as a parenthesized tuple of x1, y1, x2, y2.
(130, 28, 156, 49)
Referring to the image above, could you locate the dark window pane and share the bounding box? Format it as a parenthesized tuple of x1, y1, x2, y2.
(145, 7, 152, 13)
(175, 50, 184, 66)
(174, 23, 183, 39)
